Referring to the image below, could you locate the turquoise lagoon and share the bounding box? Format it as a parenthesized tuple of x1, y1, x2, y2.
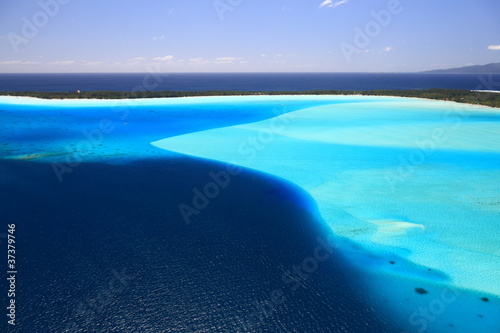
(1, 95, 499, 332)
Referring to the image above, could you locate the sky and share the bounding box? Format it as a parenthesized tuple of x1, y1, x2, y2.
(0, 0, 499, 73)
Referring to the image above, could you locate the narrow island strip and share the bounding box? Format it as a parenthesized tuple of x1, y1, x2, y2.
(1, 88, 500, 108)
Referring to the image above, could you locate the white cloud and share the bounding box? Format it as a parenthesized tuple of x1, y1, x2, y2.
(319, 0, 333, 7)
(213, 57, 241, 64)
(189, 57, 205, 63)
(182, 57, 245, 65)
(152, 36, 165, 40)
(129, 57, 146, 62)
(488, 45, 500, 50)
(0, 60, 21, 65)
(0, 60, 40, 65)
(153, 55, 174, 62)
(50, 60, 75, 65)
(83, 61, 104, 66)
(384, 46, 393, 52)
(319, 0, 350, 8)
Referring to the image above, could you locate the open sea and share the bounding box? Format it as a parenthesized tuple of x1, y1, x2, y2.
(1, 75, 499, 333)
(0, 72, 500, 92)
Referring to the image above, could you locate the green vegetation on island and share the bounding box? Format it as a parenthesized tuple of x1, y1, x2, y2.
(1, 89, 500, 108)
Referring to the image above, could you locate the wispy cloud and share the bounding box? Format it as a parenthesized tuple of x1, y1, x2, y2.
(129, 57, 146, 62)
(152, 55, 174, 62)
(127, 57, 146, 64)
(0, 60, 21, 65)
(49, 60, 75, 65)
(213, 57, 242, 64)
(0, 60, 40, 65)
(488, 45, 500, 50)
(185, 57, 244, 65)
(152, 36, 165, 40)
(0, 60, 78, 66)
(319, 0, 350, 9)
(384, 46, 394, 52)
(83, 61, 104, 66)
(189, 57, 206, 64)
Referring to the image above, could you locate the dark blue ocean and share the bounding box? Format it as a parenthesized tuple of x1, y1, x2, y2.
(1, 157, 398, 333)
(1, 72, 499, 92)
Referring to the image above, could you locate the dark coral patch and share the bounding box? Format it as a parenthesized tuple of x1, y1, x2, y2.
(415, 288, 428, 295)
(389, 261, 395, 265)
(480, 297, 489, 302)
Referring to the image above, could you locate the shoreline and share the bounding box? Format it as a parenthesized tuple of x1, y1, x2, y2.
(1, 91, 499, 110)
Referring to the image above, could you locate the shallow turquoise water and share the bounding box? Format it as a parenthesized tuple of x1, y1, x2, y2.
(1, 95, 499, 332)
(153, 96, 500, 332)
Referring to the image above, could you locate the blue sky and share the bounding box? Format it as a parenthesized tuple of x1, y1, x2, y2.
(0, 0, 499, 73)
